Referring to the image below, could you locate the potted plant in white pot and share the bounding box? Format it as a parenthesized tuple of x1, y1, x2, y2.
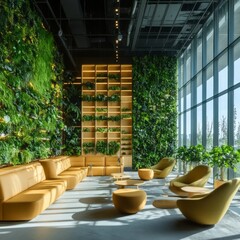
(209, 145, 240, 188)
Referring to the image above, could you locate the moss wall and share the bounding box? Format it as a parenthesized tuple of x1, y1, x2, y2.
(132, 56, 178, 169)
(0, 0, 64, 165)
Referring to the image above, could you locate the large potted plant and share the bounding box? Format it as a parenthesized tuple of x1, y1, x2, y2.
(185, 144, 210, 169)
(209, 145, 240, 188)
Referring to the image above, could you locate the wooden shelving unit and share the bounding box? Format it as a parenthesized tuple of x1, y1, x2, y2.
(81, 64, 132, 159)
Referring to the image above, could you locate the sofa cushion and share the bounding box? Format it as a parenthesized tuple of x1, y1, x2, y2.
(105, 156, 120, 166)
(69, 156, 85, 167)
(40, 156, 71, 179)
(0, 162, 46, 202)
(85, 156, 105, 166)
(2, 178, 66, 221)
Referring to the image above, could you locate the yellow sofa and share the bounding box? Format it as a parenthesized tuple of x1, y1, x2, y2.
(40, 156, 88, 190)
(70, 155, 123, 176)
(0, 162, 67, 221)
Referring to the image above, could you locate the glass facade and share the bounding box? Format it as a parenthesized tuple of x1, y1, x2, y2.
(178, 0, 240, 177)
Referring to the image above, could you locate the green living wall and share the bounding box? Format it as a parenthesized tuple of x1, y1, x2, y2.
(132, 56, 177, 169)
(0, 0, 64, 165)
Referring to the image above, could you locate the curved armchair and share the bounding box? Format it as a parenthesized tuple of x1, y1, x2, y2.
(169, 165, 211, 197)
(151, 157, 176, 179)
(177, 178, 240, 225)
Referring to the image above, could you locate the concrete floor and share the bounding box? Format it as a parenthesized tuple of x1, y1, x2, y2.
(0, 171, 240, 240)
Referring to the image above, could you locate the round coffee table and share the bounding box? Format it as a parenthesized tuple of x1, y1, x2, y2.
(181, 186, 212, 197)
(114, 179, 145, 189)
(111, 173, 131, 181)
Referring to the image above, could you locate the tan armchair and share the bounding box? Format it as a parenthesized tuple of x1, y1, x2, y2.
(177, 178, 240, 225)
(169, 165, 211, 197)
(151, 157, 176, 179)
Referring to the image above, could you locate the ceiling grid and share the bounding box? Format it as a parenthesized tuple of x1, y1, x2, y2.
(33, 0, 220, 68)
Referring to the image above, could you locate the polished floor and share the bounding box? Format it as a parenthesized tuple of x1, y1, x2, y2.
(0, 171, 240, 240)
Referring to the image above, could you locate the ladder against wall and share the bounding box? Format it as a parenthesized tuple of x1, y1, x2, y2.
(81, 64, 132, 167)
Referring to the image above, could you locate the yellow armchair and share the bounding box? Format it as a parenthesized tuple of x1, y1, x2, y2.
(177, 178, 240, 225)
(169, 165, 211, 197)
(151, 157, 176, 179)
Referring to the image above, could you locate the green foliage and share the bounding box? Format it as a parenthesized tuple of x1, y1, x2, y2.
(96, 141, 108, 154)
(132, 56, 177, 169)
(108, 86, 121, 90)
(83, 141, 120, 155)
(0, 0, 64, 165)
(209, 145, 240, 180)
(108, 74, 120, 81)
(62, 127, 81, 156)
(82, 81, 95, 90)
(82, 94, 120, 102)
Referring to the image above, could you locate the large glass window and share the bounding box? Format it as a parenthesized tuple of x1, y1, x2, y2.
(186, 83, 191, 110)
(197, 105, 202, 144)
(196, 31, 202, 72)
(218, 94, 228, 145)
(218, 52, 228, 93)
(186, 110, 191, 146)
(206, 63, 214, 99)
(179, 57, 184, 87)
(234, 41, 240, 85)
(234, 0, 240, 40)
(234, 88, 240, 148)
(196, 72, 202, 104)
(217, 2, 228, 54)
(206, 15, 214, 64)
(180, 113, 184, 145)
(180, 89, 184, 112)
(178, 0, 240, 178)
(206, 100, 213, 149)
(185, 45, 191, 82)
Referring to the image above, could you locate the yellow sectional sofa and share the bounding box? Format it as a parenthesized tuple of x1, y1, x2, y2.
(39, 156, 88, 190)
(0, 162, 67, 221)
(69, 155, 123, 176)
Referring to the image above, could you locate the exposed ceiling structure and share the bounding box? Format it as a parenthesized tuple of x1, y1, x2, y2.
(33, 0, 219, 69)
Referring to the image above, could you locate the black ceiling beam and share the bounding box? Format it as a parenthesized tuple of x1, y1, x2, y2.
(176, 0, 217, 56)
(131, 0, 148, 51)
(33, 0, 77, 69)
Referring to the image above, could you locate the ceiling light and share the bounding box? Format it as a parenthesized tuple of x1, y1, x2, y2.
(118, 32, 123, 41)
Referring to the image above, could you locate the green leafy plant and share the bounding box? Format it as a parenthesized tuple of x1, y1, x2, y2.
(108, 74, 120, 81)
(0, 0, 64, 165)
(83, 128, 90, 132)
(108, 86, 121, 90)
(96, 108, 107, 112)
(96, 141, 108, 154)
(83, 142, 95, 154)
(121, 108, 131, 112)
(96, 128, 108, 133)
(209, 145, 240, 180)
(108, 141, 120, 155)
(132, 56, 177, 169)
(82, 81, 95, 90)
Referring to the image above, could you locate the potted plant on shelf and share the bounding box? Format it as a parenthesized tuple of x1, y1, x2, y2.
(209, 145, 240, 188)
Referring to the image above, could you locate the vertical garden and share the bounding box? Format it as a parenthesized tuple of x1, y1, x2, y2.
(132, 56, 178, 169)
(0, 0, 64, 165)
